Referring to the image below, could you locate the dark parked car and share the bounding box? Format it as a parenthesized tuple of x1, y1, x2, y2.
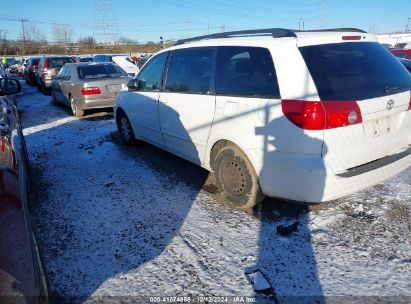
(0, 78, 48, 303)
(398, 58, 411, 73)
(390, 48, 411, 59)
(24, 57, 40, 86)
(0, 63, 8, 78)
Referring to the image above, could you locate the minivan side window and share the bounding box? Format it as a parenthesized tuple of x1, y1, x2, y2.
(216, 46, 281, 98)
(165, 47, 214, 94)
(137, 52, 168, 92)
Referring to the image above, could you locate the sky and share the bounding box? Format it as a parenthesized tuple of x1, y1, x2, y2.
(0, 0, 410, 43)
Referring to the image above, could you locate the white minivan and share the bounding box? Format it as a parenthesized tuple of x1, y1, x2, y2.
(115, 28, 411, 209)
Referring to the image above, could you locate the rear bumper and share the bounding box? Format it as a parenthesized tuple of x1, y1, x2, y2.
(251, 148, 411, 203)
(44, 79, 52, 88)
(75, 96, 117, 110)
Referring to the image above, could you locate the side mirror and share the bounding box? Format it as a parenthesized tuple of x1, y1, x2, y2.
(0, 79, 21, 96)
(0, 123, 10, 136)
(127, 79, 140, 92)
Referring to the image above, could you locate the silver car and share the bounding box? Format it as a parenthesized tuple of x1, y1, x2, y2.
(37, 56, 74, 94)
(51, 62, 131, 117)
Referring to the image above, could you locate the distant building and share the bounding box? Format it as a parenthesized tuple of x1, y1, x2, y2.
(376, 32, 411, 48)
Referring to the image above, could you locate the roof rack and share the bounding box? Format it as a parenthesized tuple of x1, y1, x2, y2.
(295, 28, 367, 34)
(175, 28, 297, 45)
(175, 27, 367, 45)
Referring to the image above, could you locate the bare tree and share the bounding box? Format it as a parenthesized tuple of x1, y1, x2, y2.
(52, 25, 74, 46)
(78, 36, 96, 49)
(25, 24, 47, 42)
(0, 30, 9, 54)
(17, 24, 48, 54)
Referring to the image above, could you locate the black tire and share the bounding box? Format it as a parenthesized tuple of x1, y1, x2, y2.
(41, 83, 51, 95)
(213, 143, 265, 209)
(70, 96, 84, 117)
(117, 110, 136, 145)
(51, 90, 57, 105)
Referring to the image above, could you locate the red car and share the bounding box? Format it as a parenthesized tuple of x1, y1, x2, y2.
(0, 78, 48, 303)
(390, 48, 411, 59)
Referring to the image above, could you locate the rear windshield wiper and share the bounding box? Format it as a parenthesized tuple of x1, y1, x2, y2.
(383, 85, 408, 93)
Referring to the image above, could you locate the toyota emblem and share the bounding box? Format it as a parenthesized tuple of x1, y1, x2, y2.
(386, 99, 395, 110)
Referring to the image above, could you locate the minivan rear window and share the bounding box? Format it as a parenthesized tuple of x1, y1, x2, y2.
(48, 57, 73, 68)
(299, 42, 411, 101)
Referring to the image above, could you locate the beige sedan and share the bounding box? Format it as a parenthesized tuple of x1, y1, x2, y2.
(51, 62, 131, 117)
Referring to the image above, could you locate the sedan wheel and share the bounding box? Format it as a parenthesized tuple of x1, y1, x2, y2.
(70, 97, 84, 117)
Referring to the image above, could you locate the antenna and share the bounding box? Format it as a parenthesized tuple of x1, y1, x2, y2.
(93, 0, 119, 44)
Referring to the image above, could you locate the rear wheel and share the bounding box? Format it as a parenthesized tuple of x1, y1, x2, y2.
(70, 97, 84, 117)
(213, 143, 264, 209)
(117, 110, 136, 145)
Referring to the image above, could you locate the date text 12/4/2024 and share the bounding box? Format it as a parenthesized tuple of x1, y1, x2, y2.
(149, 296, 257, 303)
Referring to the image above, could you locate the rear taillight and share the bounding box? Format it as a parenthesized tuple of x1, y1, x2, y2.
(44, 59, 49, 69)
(1, 137, 6, 153)
(408, 91, 411, 111)
(282, 100, 363, 130)
(42, 68, 48, 76)
(82, 87, 101, 95)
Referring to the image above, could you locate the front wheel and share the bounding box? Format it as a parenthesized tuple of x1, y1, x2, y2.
(117, 111, 136, 145)
(213, 144, 265, 209)
(70, 97, 84, 117)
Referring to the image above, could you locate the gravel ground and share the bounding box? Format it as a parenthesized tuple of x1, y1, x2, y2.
(17, 82, 410, 304)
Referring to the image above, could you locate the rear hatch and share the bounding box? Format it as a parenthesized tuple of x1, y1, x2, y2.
(78, 63, 130, 98)
(299, 40, 411, 173)
(47, 57, 74, 78)
(83, 78, 129, 99)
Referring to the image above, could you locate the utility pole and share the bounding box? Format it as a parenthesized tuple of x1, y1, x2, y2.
(319, 0, 329, 28)
(299, 18, 305, 30)
(405, 17, 411, 32)
(20, 18, 28, 55)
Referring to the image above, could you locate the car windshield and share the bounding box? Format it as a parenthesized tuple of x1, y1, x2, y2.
(77, 64, 127, 79)
(299, 42, 411, 101)
(48, 57, 73, 68)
